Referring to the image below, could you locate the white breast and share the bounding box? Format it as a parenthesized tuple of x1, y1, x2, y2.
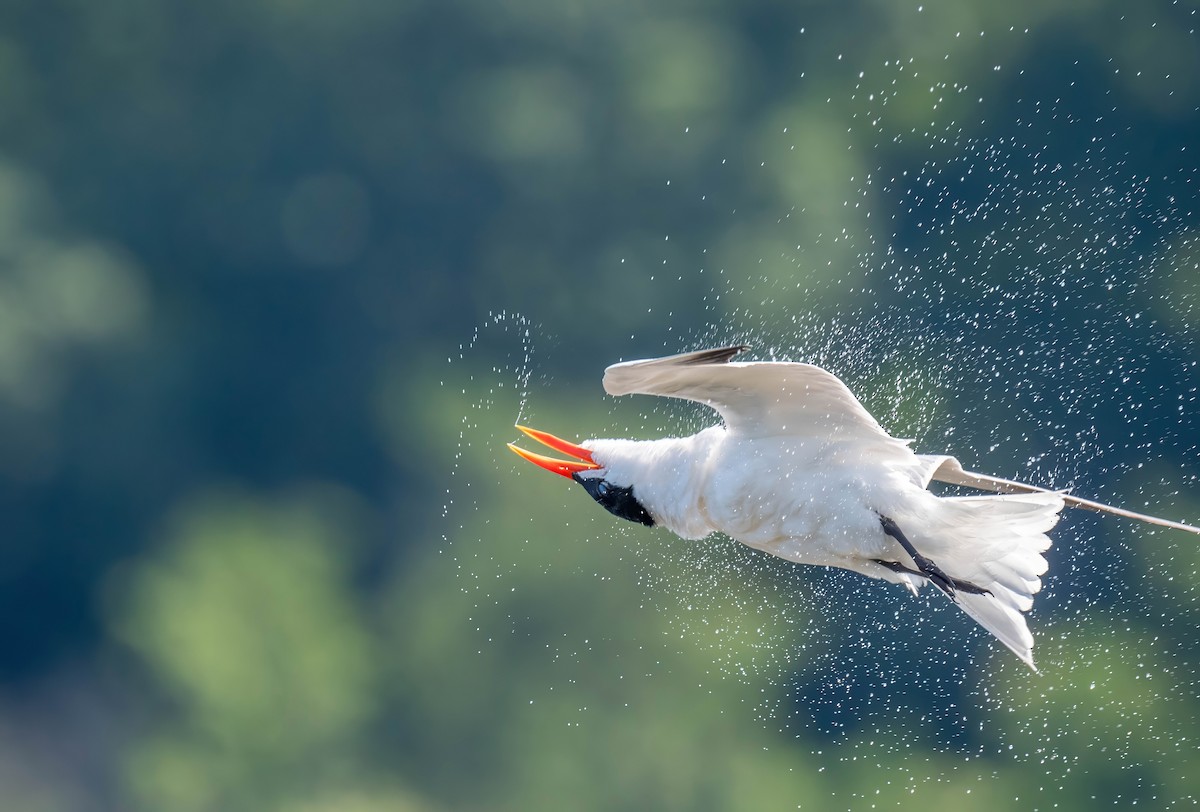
(591, 425, 928, 567)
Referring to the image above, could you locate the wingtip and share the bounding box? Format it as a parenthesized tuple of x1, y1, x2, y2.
(1018, 650, 1040, 673)
(682, 345, 750, 365)
(602, 345, 751, 396)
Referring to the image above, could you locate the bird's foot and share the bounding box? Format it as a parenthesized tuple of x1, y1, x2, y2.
(872, 558, 992, 597)
(914, 556, 992, 597)
(876, 516, 993, 599)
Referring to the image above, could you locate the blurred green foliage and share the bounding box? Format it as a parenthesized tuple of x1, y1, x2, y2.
(112, 492, 378, 810)
(0, 0, 1198, 810)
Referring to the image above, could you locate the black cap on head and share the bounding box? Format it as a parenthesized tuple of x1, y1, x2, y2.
(573, 473, 655, 527)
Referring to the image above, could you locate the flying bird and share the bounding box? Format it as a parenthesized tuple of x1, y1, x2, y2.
(508, 346, 1200, 669)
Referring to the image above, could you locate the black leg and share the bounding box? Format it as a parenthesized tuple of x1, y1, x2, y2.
(872, 558, 923, 578)
(877, 516, 992, 597)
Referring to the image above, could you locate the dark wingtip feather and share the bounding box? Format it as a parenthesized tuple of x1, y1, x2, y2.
(677, 345, 750, 366)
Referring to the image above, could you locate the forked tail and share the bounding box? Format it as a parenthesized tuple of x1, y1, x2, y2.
(908, 453, 1200, 668)
(921, 492, 1064, 670)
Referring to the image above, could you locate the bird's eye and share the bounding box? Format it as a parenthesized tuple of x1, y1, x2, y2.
(595, 481, 610, 497)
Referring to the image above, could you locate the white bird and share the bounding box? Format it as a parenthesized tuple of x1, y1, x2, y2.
(508, 346, 1200, 670)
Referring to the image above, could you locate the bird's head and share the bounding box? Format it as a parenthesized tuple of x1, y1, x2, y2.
(507, 425, 655, 527)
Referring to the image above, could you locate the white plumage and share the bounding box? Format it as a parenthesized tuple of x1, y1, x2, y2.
(510, 346, 1200, 670)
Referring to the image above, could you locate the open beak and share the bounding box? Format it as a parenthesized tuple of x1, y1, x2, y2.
(507, 425, 601, 479)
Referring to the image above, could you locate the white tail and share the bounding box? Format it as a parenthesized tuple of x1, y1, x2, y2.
(921, 492, 1064, 670)
(910, 452, 1200, 668)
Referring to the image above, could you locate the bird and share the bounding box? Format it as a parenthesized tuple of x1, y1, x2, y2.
(508, 345, 1200, 670)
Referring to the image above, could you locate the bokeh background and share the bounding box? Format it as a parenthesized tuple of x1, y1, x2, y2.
(2, 0, 1199, 809)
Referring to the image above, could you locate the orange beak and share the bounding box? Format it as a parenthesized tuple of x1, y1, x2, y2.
(507, 425, 601, 479)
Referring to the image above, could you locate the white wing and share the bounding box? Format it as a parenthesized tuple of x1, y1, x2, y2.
(603, 345, 896, 442)
(926, 456, 1200, 535)
(604, 346, 1200, 536)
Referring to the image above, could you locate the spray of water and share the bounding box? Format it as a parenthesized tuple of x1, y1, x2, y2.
(438, 27, 1200, 809)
